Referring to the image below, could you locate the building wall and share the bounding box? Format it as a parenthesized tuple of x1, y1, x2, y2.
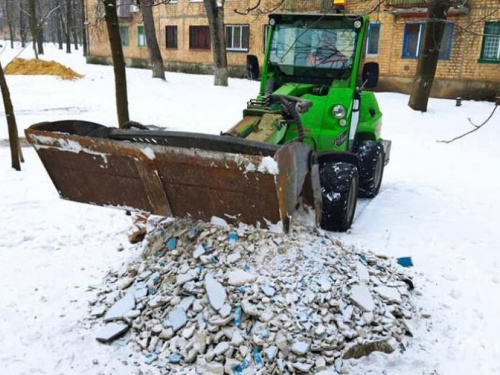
(348, 0, 500, 99)
(85, 0, 500, 99)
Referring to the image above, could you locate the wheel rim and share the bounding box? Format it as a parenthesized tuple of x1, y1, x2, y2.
(346, 176, 357, 223)
(373, 152, 384, 190)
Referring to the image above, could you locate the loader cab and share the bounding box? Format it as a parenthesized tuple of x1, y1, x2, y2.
(261, 14, 366, 90)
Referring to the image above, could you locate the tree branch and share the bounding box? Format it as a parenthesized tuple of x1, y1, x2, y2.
(437, 103, 498, 144)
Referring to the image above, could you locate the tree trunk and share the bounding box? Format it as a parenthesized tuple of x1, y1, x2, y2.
(36, 0, 44, 54)
(71, 0, 79, 51)
(82, 0, 88, 56)
(140, 0, 165, 79)
(103, 0, 130, 127)
(20, 0, 27, 48)
(5, 0, 15, 48)
(65, 0, 72, 53)
(56, 0, 64, 49)
(408, 0, 452, 112)
(203, 0, 228, 86)
(28, 0, 38, 58)
(0, 62, 21, 171)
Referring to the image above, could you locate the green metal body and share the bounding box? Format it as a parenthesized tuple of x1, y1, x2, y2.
(229, 13, 383, 155)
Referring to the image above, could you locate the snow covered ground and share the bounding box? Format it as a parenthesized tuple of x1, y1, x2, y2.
(1, 42, 499, 374)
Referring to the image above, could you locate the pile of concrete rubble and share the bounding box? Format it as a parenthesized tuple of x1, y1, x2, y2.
(89, 216, 416, 374)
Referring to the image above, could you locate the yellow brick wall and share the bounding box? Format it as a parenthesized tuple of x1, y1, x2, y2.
(346, 0, 500, 85)
(86, 0, 500, 97)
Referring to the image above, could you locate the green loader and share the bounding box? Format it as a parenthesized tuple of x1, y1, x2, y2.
(26, 13, 391, 232)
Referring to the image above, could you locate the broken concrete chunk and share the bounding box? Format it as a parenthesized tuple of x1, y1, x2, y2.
(193, 244, 206, 259)
(260, 284, 276, 297)
(196, 356, 224, 375)
(291, 341, 310, 355)
(166, 308, 188, 333)
(176, 268, 199, 285)
(231, 330, 244, 346)
(179, 296, 195, 311)
(227, 252, 241, 264)
(264, 346, 278, 361)
(213, 341, 230, 356)
(227, 270, 258, 286)
(95, 322, 129, 343)
(103, 294, 135, 322)
(241, 300, 260, 317)
(350, 283, 375, 312)
(356, 261, 370, 282)
(292, 362, 313, 372)
(375, 286, 402, 303)
(205, 274, 227, 311)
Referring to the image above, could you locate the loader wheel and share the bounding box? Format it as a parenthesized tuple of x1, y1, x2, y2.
(356, 141, 385, 198)
(320, 162, 359, 232)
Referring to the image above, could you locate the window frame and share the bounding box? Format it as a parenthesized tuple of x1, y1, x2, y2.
(189, 25, 211, 50)
(402, 22, 453, 60)
(137, 26, 147, 47)
(165, 25, 178, 49)
(225, 24, 250, 52)
(366, 22, 381, 56)
(119, 25, 129, 46)
(479, 22, 500, 63)
(263, 25, 270, 53)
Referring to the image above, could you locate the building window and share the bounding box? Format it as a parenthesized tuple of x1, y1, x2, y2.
(165, 26, 177, 49)
(119, 26, 129, 46)
(138, 26, 147, 47)
(366, 23, 380, 55)
(402, 23, 424, 58)
(439, 23, 454, 60)
(189, 26, 211, 50)
(402, 22, 453, 60)
(480, 22, 500, 62)
(225, 25, 249, 52)
(117, 0, 132, 18)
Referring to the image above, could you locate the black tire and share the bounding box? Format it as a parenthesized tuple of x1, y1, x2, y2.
(319, 162, 359, 232)
(356, 141, 385, 198)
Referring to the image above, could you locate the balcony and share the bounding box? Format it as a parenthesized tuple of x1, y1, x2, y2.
(385, 0, 427, 7)
(385, 0, 470, 17)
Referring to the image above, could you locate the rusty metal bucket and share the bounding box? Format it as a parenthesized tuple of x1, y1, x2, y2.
(25, 120, 321, 232)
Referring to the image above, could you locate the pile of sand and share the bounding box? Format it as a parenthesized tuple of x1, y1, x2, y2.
(5, 58, 83, 80)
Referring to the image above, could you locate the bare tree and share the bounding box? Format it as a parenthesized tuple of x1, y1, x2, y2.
(27, 0, 39, 58)
(19, 0, 27, 47)
(35, 0, 44, 54)
(103, 0, 130, 127)
(0, 62, 22, 171)
(65, 0, 72, 52)
(409, 0, 454, 112)
(204, 0, 228, 86)
(139, 0, 165, 79)
(4, 0, 15, 48)
(81, 0, 88, 56)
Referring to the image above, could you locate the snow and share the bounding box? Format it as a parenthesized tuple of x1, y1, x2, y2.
(257, 155, 279, 174)
(1, 42, 500, 374)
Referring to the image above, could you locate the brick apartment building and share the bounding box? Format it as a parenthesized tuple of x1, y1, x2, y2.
(84, 0, 500, 99)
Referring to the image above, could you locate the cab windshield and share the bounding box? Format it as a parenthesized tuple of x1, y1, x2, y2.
(268, 21, 358, 81)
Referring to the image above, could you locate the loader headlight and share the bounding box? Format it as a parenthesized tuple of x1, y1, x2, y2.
(332, 105, 346, 119)
(354, 20, 362, 29)
(269, 18, 276, 26)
